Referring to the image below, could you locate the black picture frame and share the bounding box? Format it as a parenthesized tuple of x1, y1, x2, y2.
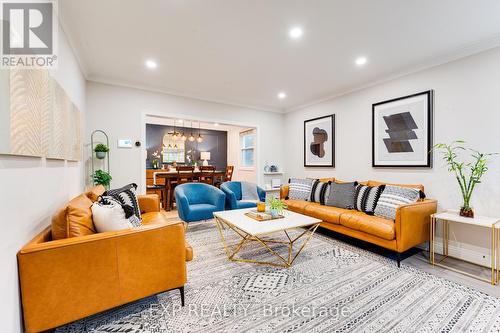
(304, 114, 335, 167)
(372, 90, 433, 168)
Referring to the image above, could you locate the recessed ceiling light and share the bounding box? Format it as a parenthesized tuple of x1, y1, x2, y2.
(177, 119, 184, 124)
(145, 59, 157, 69)
(289, 27, 303, 39)
(355, 56, 368, 66)
(278, 92, 287, 99)
(214, 123, 219, 126)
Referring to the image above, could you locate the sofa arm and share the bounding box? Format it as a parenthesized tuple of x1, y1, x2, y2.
(207, 186, 226, 210)
(395, 199, 437, 252)
(138, 194, 160, 213)
(280, 184, 289, 199)
(18, 221, 186, 333)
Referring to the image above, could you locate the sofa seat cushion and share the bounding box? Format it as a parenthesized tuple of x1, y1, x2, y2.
(303, 204, 350, 224)
(141, 212, 168, 225)
(340, 211, 395, 240)
(236, 200, 258, 209)
(283, 199, 311, 214)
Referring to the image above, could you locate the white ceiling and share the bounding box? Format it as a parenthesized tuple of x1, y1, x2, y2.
(60, 0, 500, 112)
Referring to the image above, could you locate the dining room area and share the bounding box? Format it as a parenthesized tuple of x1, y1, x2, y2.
(144, 116, 258, 211)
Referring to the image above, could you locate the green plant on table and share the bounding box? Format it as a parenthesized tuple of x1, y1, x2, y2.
(93, 170, 112, 188)
(94, 143, 110, 153)
(266, 197, 287, 215)
(433, 140, 497, 217)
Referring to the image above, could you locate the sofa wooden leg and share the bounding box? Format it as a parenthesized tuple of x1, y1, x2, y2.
(396, 253, 401, 268)
(179, 286, 185, 307)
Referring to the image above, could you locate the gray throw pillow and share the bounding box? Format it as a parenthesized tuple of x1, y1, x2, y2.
(325, 182, 358, 209)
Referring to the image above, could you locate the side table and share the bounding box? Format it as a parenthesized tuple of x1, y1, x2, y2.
(430, 210, 500, 285)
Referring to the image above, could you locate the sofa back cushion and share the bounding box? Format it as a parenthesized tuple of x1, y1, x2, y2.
(325, 181, 358, 209)
(367, 180, 424, 193)
(66, 194, 96, 237)
(288, 178, 313, 201)
(85, 185, 106, 202)
(52, 194, 97, 240)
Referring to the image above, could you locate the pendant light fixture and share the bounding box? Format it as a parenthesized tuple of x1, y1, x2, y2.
(196, 121, 203, 143)
(188, 121, 195, 142)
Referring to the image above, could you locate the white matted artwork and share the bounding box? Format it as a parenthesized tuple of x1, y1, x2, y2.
(304, 114, 335, 167)
(372, 90, 433, 167)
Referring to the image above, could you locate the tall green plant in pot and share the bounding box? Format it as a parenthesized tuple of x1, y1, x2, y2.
(433, 141, 497, 218)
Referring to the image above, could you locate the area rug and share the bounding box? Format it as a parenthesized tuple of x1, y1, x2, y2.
(57, 220, 500, 332)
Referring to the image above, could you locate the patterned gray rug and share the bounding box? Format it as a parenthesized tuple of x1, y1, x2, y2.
(57, 220, 500, 333)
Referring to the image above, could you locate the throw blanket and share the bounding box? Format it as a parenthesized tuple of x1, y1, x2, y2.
(241, 182, 260, 202)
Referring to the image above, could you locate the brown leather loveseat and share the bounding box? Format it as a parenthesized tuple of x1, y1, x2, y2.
(18, 186, 192, 333)
(281, 179, 437, 265)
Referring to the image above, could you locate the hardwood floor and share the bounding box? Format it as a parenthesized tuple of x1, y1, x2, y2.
(165, 207, 500, 298)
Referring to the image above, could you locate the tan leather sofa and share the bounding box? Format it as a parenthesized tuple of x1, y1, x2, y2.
(18, 186, 193, 333)
(281, 179, 437, 265)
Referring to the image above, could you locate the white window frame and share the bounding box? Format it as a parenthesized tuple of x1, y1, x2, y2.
(239, 129, 255, 170)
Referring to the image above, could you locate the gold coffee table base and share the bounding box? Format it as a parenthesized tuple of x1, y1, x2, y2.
(214, 216, 320, 268)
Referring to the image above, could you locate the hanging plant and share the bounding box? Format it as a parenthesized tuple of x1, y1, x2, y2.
(94, 143, 109, 159)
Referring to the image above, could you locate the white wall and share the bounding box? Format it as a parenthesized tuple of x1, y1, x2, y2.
(0, 28, 86, 332)
(284, 47, 500, 266)
(85, 82, 285, 193)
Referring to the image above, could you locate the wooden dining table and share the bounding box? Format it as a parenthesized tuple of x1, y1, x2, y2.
(153, 169, 225, 211)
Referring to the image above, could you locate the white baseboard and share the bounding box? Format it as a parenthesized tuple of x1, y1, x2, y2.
(417, 238, 493, 268)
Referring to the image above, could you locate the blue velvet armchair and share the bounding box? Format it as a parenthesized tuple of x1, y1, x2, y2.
(175, 183, 226, 222)
(220, 181, 266, 210)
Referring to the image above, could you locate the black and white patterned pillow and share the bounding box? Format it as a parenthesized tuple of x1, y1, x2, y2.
(104, 183, 142, 226)
(354, 185, 385, 215)
(374, 185, 420, 220)
(288, 178, 313, 201)
(325, 181, 358, 209)
(310, 179, 331, 205)
(98, 196, 142, 227)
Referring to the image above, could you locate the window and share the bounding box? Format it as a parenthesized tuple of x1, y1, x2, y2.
(240, 129, 255, 168)
(162, 136, 185, 163)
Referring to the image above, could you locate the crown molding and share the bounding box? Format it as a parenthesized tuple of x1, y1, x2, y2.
(285, 34, 500, 113)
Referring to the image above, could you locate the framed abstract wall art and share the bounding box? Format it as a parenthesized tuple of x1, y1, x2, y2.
(304, 114, 335, 167)
(372, 90, 433, 167)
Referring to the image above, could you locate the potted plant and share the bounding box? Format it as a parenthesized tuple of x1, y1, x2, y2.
(151, 150, 161, 169)
(267, 197, 287, 218)
(93, 170, 112, 188)
(94, 144, 109, 159)
(433, 141, 497, 217)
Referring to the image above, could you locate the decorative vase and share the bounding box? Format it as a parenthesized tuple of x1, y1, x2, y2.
(270, 209, 279, 219)
(96, 151, 106, 159)
(151, 159, 159, 169)
(459, 206, 474, 218)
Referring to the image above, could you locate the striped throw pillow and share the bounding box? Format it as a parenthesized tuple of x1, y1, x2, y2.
(309, 179, 331, 205)
(354, 185, 385, 215)
(288, 178, 313, 201)
(374, 185, 420, 220)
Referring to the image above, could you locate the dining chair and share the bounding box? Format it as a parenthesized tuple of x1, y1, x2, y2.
(199, 166, 216, 185)
(167, 165, 195, 210)
(224, 165, 234, 181)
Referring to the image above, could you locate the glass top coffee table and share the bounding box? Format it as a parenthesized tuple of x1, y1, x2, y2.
(213, 208, 321, 268)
